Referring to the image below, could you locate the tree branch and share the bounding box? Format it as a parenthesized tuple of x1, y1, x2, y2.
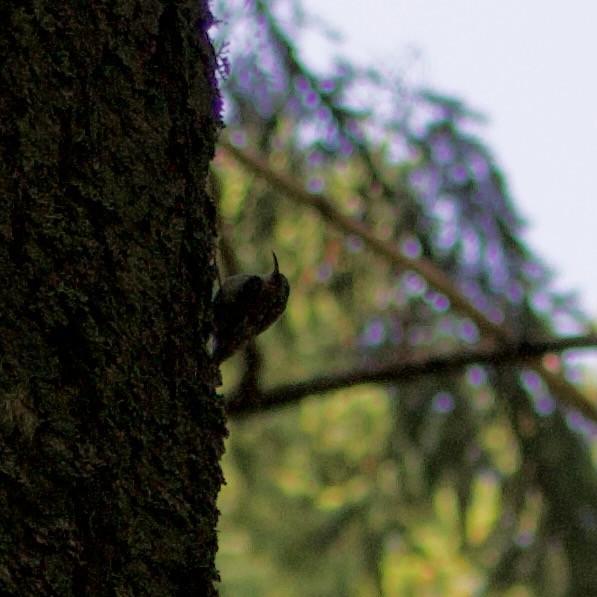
(227, 335, 597, 421)
(219, 140, 596, 421)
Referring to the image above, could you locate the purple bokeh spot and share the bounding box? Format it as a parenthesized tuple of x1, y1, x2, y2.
(431, 135, 454, 164)
(531, 291, 550, 313)
(566, 411, 585, 433)
(403, 271, 427, 296)
(317, 263, 332, 282)
(487, 307, 505, 325)
(401, 237, 422, 259)
(462, 228, 480, 265)
(317, 106, 331, 122)
(438, 315, 453, 334)
(488, 267, 508, 292)
(564, 366, 582, 384)
(459, 319, 480, 344)
(308, 151, 323, 166)
(535, 395, 555, 416)
(553, 311, 584, 336)
(486, 242, 501, 265)
(363, 319, 386, 347)
(340, 137, 353, 156)
(388, 138, 410, 163)
(304, 90, 319, 108)
(320, 79, 335, 92)
(467, 365, 486, 387)
(336, 63, 350, 77)
(307, 177, 324, 193)
(287, 96, 301, 116)
(521, 370, 541, 392)
(408, 166, 441, 198)
(507, 282, 523, 303)
(468, 153, 489, 181)
(295, 75, 309, 91)
(579, 417, 597, 439)
(432, 392, 454, 414)
(346, 235, 364, 253)
(437, 224, 457, 250)
(522, 261, 542, 280)
(471, 294, 489, 315)
(423, 291, 450, 313)
(434, 294, 450, 312)
(448, 164, 468, 184)
(230, 131, 247, 147)
(461, 280, 479, 301)
(346, 119, 364, 142)
(516, 532, 533, 548)
(238, 71, 253, 87)
(325, 123, 338, 140)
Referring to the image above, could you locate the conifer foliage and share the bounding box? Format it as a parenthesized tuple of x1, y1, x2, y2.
(212, 1, 597, 594)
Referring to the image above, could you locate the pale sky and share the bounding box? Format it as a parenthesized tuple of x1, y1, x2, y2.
(301, 0, 597, 318)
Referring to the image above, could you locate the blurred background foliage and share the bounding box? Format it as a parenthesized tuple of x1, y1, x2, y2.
(209, 1, 597, 595)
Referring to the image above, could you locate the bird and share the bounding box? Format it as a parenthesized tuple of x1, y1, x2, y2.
(212, 252, 290, 363)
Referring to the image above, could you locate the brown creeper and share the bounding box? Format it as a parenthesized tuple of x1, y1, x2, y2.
(212, 252, 290, 363)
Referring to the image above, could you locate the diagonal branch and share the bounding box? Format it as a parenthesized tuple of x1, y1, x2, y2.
(227, 335, 597, 418)
(220, 139, 510, 340)
(219, 139, 595, 421)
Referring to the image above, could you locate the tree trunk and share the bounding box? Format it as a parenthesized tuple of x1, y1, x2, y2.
(0, 1, 224, 593)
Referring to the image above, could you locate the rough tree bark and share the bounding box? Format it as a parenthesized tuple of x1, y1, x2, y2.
(0, 1, 224, 593)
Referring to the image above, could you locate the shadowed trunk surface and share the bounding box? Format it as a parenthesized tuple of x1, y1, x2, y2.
(0, 1, 225, 593)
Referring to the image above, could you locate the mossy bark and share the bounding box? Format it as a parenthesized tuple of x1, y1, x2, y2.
(0, 1, 224, 593)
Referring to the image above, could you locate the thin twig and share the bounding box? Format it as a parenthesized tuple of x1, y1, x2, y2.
(227, 335, 597, 418)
